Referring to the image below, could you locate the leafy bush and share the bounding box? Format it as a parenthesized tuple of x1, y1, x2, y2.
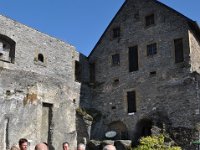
(134, 134, 181, 150)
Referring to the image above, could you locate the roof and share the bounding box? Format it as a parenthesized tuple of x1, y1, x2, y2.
(88, 0, 200, 58)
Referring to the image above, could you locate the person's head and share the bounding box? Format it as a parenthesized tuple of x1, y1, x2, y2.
(77, 143, 85, 150)
(103, 145, 116, 150)
(63, 142, 70, 150)
(35, 143, 48, 150)
(10, 145, 20, 150)
(19, 138, 28, 150)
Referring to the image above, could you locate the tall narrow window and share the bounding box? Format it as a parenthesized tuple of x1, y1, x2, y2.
(90, 63, 95, 83)
(129, 46, 138, 72)
(112, 54, 120, 66)
(113, 27, 120, 38)
(127, 91, 136, 113)
(147, 43, 157, 56)
(75, 61, 81, 82)
(145, 14, 155, 27)
(174, 38, 184, 63)
(38, 53, 44, 63)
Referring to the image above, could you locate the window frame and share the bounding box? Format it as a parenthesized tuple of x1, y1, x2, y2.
(112, 27, 120, 38)
(111, 53, 120, 66)
(147, 43, 157, 56)
(127, 90, 136, 114)
(174, 38, 184, 63)
(145, 14, 155, 27)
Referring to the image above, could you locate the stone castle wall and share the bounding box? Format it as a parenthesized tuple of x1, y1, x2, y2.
(89, 0, 200, 149)
(0, 14, 89, 150)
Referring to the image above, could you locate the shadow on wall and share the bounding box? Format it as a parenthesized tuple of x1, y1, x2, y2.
(76, 53, 93, 144)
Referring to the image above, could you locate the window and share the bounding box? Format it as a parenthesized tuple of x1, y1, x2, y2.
(75, 61, 81, 82)
(150, 71, 156, 77)
(147, 43, 157, 56)
(38, 53, 44, 62)
(127, 91, 136, 113)
(0, 34, 16, 63)
(113, 78, 119, 84)
(145, 14, 155, 27)
(89, 63, 95, 83)
(112, 54, 120, 66)
(113, 27, 120, 38)
(129, 46, 138, 72)
(174, 38, 184, 63)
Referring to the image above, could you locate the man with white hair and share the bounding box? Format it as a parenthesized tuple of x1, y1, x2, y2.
(103, 144, 116, 150)
(77, 143, 86, 150)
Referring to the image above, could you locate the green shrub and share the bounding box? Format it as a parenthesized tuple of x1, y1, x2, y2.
(134, 134, 181, 150)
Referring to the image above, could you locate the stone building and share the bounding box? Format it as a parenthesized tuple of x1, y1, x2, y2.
(0, 0, 200, 150)
(88, 0, 200, 149)
(0, 14, 90, 150)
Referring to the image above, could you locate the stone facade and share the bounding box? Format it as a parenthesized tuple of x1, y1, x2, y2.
(88, 0, 200, 149)
(0, 14, 90, 150)
(0, 0, 200, 150)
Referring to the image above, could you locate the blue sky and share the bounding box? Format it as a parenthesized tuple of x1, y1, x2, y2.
(0, 0, 199, 56)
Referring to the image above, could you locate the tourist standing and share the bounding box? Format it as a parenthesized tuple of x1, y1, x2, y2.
(63, 142, 70, 150)
(18, 138, 28, 150)
(77, 143, 86, 150)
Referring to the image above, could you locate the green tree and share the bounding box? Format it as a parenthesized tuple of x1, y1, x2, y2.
(134, 134, 181, 150)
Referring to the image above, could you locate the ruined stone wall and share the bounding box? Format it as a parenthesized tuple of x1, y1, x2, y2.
(89, 0, 200, 148)
(0, 15, 89, 150)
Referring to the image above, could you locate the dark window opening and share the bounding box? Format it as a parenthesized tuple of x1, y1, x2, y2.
(150, 71, 156, 77)
(89, 63, 95, 83)
(145, 14, 155, 26)
(129, 46, 138, 72)
(174, 38, 184, 63)
(112, 106, 116, 110)
(38, 53, 44, 62)
(113, 27, 120, 38)
(73, 99, 76, 104)
(147, 43, 157, 56)
(112, 54, 120, 66)
(75, 61, 81, 82)
(114, 78, 119, 84)
(127, 91, 136, 113)
(0, 34, 16, 63)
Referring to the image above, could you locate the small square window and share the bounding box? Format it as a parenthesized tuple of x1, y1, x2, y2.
(145, 14, 155, 27)
(150, 71, 156, 77)
(112, 54, 120, 66)
(147, 43, 157, 56)
(113, 27, 120, 38)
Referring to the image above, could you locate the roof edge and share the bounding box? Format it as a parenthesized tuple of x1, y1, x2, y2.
(88, 0, 200, 58)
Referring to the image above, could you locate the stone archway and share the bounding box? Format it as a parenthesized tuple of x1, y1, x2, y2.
(107, 121, 128, 140)
(133, 118, 153, 146)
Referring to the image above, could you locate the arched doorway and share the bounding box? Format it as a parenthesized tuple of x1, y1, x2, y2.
(107, 121, 128, 140)
(133, 118, 153, 146)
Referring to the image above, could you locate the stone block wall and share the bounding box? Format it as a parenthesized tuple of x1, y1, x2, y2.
(0, 14, 89, 150)
(88, 0, 200, 148)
